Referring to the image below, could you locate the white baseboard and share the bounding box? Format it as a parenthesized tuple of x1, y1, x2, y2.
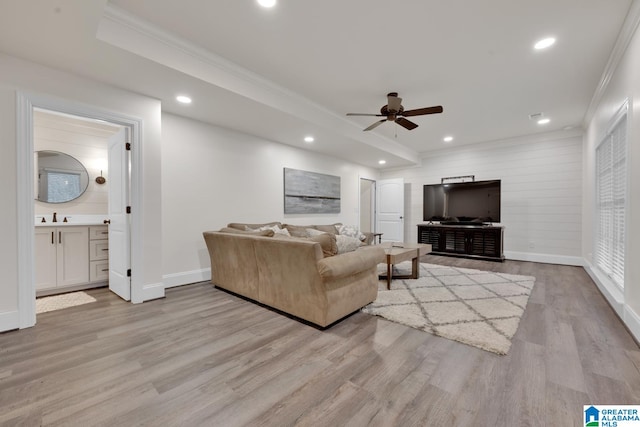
(504, 251, 584, 266)
(623, 306, 640, 344)
(142, 282, 165, 302)
(584, 260, 640, 343)
(0, 310, 20, 333)
(163, 268, 211, 289)
(583, 261, 624, 317)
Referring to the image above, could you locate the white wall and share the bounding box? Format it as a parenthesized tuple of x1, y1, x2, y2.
(582, 11, 640, 339)
(161, 113, 379, 287)
(34, 110, 116, 217)
(381, 132, 584, 265)
(0, 52, 162, 331)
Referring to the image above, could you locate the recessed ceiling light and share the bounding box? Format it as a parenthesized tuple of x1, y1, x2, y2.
(176, 95, 192, 104)
(257, 0, 276, 7)
(537, 118, 551, 125)
(378, 160, 386, 165)
(534, 37, 556, 50)
(443, 136, 454, 142)
(304, 136, 314, 143)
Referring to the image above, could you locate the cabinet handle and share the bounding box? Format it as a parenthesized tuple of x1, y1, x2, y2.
(51, 231, 54, 245)
(101, 268, 109, 272)
(101, 248, 109, 252)
(58, 231, 61, 244)
(101, 232, 108, 235)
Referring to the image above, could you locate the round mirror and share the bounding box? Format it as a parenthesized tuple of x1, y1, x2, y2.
(35, 151, 89, 203)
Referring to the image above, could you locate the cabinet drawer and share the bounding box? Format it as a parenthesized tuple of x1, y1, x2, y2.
(89, 226, 109, 240)
(90, 260, 109, 282)
(90, 240, 109, 261)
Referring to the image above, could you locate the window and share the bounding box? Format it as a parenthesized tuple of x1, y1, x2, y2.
(46, 171, 81, 203)
(39, 169, 82, 203)
(595, 103, 627, 288)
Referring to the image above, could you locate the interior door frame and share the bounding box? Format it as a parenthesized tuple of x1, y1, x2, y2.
(375, 178, 405, 243)
(359, 177, 376, 233)
(16, 91, 142, 328)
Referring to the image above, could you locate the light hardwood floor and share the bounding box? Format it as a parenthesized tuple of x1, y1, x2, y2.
(1, 256, 639, 426)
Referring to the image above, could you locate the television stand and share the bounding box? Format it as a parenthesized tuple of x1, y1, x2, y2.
(417, 224, 505, 262)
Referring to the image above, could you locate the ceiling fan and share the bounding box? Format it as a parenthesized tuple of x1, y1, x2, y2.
(346, 92, 443, 131)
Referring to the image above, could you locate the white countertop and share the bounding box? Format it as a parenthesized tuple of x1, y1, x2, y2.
(35, 214, 108, 227)
(35, 221, 107, 227)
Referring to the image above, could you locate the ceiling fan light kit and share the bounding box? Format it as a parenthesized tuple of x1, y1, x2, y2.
(347, 92, 443, 131)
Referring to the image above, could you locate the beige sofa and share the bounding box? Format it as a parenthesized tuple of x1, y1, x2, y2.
(202, 223, 384, 327)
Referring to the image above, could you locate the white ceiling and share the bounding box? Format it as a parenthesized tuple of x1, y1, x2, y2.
(0, 0, 634, 168)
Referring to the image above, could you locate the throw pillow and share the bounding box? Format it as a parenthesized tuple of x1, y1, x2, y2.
(246, 224, 291, 236)
(335, 234, 361, 254)
(274, 227, 291, 236)
(307, 233, 338, 257)
(306, 228, 327, 237)
(338, 224, 366, 241)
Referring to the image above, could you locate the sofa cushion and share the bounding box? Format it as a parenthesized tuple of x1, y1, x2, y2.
(317, 246, 385, 280)
(313, 224, 340, 234)
(273, 232, 338, 257)
(219, 227, 275, 237)
(308, 233, 338, 257)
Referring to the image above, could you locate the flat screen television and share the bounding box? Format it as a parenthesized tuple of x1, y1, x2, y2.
(423, 179, 501, 224)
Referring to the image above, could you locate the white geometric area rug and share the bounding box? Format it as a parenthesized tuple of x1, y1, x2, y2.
(362, 262, 536, 355)
(36, 291, 97, 314)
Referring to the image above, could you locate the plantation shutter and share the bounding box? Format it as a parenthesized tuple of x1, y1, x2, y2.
(595, 112, 626, 288)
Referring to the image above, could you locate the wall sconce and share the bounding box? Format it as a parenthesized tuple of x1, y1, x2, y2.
(95, 170, 106, 185)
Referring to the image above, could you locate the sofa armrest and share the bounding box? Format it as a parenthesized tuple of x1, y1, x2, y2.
(317, 246, 385, 280)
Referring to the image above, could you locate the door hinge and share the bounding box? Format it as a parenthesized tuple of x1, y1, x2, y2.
(126, 142, 131, 151)
(126, 206, 131, 214)
(127, 269, 131, 277)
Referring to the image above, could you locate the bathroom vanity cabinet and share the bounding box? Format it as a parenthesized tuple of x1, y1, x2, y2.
(35, 225, 109, 294)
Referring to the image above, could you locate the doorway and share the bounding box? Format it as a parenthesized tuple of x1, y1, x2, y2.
(33, 109, 128, 303)
(17, 92, 140, 329)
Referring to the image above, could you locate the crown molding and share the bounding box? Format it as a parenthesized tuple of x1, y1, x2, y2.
(583, 0, 640, 124)
(98, 3, 420, 164)
(101, 4, 307, 108)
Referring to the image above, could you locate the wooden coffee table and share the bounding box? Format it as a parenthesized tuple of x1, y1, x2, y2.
(379, 243, 432, 289)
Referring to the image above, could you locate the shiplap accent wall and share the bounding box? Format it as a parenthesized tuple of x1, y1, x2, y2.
(33, 110, 120, 216)
(381, 132, 583, 265)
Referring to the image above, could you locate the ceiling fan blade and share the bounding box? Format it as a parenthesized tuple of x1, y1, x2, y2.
(395, 117, 418, 130)
(346, 113, 385, 117)
(402, 106, 443, 117)
(363, 119, 387, 131)
(387, 93, 402, 112)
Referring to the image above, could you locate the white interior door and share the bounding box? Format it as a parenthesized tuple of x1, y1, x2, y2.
(108, 127, 131, 301)
(376, 178, 405, 243)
